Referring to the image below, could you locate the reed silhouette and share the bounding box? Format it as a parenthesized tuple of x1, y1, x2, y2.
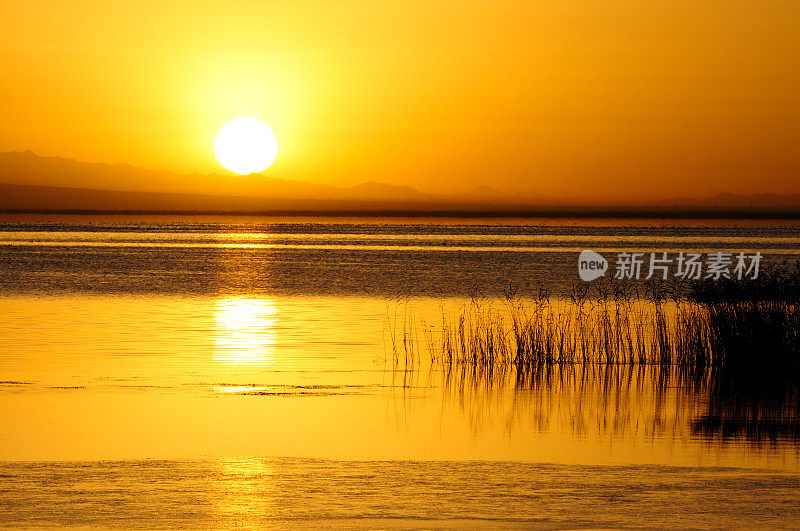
(388, 265, 800, 370)
(386, 265, 800, 444)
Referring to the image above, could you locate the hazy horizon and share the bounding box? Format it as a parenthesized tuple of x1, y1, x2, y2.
(5, 149, 800, 211)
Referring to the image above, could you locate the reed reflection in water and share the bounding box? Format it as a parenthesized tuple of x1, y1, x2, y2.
(388, 281, 800, 451)
(392, 361, 800, 450)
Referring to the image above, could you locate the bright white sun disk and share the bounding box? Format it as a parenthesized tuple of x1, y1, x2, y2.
(214, 117, 278, 175)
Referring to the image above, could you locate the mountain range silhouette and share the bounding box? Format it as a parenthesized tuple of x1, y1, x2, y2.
(1, 151, 799, 215)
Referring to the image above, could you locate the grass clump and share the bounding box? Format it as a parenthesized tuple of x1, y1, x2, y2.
(388, 263, 800, 371)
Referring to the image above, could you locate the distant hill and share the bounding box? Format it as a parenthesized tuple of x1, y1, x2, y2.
(0, 150, 337, 200)
(345, 181, 431, 202)
(1, 151, 800, 216)
(0, 181, 422, 212)
(685, 192, 800, 209)
(0, 180, 559, 214)
(0, 150, 550, 209)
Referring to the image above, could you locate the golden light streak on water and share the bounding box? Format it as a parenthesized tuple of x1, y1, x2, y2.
(212, 297, 277, 366)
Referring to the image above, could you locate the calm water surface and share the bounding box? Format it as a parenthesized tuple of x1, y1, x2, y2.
(1, 215, 799, 526)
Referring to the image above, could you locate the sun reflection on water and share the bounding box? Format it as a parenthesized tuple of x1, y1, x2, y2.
(212, 297, 277, 366)
(213, 458, 276, 525)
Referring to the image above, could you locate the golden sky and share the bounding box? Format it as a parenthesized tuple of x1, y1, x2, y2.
(2, 1, 799, 202)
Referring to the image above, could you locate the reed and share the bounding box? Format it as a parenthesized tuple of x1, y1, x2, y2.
(389, 266, 800, 371)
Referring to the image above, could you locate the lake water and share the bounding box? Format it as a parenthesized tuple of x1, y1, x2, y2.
(1, 214, 799, 526)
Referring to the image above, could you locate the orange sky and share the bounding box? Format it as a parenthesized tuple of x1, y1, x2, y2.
(1, 1, 799, 202)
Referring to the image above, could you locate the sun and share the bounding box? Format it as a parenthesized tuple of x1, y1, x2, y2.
(214, 117, 278, 175)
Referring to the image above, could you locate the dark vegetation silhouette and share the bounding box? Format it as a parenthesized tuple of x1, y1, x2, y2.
(387, 264, 800, 444)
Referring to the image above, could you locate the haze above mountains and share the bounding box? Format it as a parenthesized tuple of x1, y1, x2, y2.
(0, 151, 527, 207)
(1, 151, 799, 215)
